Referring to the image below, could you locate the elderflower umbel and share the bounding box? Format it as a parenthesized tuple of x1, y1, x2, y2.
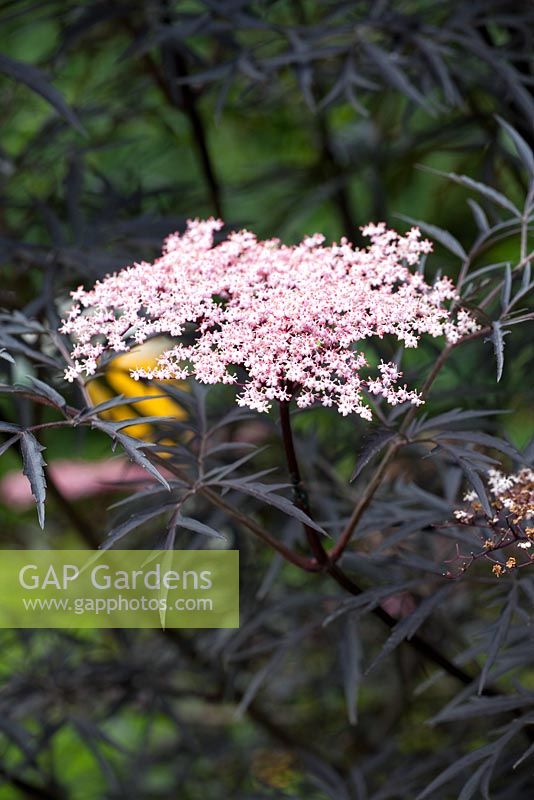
(487, 468, 534, 522)
(455, 467, 534, 571)
(458, 468, 534, 525)
(61, 219, 478, 417)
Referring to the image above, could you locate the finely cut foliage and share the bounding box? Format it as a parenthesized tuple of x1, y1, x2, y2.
(61, 220, 477, 416)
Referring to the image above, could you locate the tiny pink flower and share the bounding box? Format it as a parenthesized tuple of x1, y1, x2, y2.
(60, 219, 477, 417)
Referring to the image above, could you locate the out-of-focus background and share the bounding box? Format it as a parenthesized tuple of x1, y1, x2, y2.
(0, 2, 533, 798)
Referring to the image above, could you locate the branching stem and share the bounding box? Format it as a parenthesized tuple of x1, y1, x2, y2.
(277, 400, 479, 689)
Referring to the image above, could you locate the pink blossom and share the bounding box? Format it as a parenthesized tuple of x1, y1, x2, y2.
(60, 219, 478, 417)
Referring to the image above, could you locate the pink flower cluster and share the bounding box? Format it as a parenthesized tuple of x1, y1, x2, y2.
(61, 219, 478, 417)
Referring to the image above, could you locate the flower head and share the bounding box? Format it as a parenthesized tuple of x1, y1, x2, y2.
(487, 467, 534, 523)
(61, 219, 477, 416)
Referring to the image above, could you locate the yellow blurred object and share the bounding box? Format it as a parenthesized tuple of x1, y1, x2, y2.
(86, 338, 188, 440)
